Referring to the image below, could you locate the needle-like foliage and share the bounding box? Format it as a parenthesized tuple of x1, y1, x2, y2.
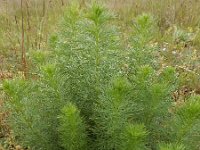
(58, 103, 87, 150)
(2, 2, 200, 150)
(159, 143, 186, 150)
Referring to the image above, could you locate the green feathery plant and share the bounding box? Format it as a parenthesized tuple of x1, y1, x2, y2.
(3, 2, 122, 150)
(53, 2, 122, 121)
(2, 2, 200, 150)
(93, 77, 148, 150)
(58, 103, 88, 150)
(128, 66, 178, 149)
(159, 143, 186, 150)
(132, 13, 158, 47)
(170, 96, 200, 150)
(3, 64, 64, 150)
(127, 13, 159, 74)
(120, 124, 148, 150)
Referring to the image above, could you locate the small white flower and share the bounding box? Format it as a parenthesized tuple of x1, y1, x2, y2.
(172, 51, 177, 55)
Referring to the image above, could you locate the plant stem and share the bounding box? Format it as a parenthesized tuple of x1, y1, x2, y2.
(21, 0, 27, 78)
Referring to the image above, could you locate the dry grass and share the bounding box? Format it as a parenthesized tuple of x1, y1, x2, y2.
(0, 0, 68, 73)
(106, 0, 200, 27)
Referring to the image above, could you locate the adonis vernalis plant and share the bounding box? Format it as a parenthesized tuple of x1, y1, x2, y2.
(2, 2, 200, 150)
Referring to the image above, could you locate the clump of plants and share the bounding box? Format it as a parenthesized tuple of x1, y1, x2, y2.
(2, 2, 200, 150)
